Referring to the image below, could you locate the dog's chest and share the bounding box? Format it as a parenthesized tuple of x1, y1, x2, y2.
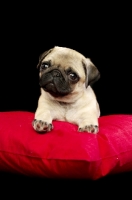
(53, 102, 77, 123)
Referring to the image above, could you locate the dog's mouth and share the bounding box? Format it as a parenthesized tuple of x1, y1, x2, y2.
(44, 82, 57, 93)
(39, 70, 72, 97)
(41, 79, 72, 97)
(42, 82, 71, 97)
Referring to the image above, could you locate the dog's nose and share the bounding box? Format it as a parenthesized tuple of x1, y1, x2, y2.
(52, 70, 61, 77)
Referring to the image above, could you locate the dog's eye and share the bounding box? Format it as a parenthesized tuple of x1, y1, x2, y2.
(68, 73, 78, 81)
(40, 63, 49, 70)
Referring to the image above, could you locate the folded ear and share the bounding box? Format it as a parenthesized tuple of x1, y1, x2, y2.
(37, 48, 53, 68)
(83, 58, 100, 88)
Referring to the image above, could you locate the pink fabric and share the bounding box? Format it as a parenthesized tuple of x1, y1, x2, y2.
(0, 111, 132, 179)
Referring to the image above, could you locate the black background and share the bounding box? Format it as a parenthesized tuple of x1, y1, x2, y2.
(0, 3, 132, 116)
(0, 2, 132, 196)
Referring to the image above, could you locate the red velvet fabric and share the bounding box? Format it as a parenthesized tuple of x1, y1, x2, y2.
(0, 111, 132, 179)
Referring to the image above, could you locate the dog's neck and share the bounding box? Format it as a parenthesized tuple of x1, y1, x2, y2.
(41, 88, 86, 104)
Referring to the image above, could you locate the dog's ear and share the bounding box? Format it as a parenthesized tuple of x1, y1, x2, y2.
(83, 58, 100, 88)
(37, 48, 53, 68)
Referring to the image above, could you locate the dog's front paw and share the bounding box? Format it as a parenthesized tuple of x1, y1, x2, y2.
(78, 125, 99, 134)
(32, 119, 53, 133)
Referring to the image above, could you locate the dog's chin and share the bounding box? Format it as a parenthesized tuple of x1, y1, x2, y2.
(42, 83, 71, 98)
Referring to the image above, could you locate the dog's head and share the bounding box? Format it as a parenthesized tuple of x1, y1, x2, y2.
(37, 46, 100, 100)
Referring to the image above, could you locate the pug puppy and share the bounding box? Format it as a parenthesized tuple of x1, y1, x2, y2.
(32, 46, 100, 133)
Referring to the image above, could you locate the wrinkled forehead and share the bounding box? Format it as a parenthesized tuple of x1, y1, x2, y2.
(42, 47, 85, 61)
(42, 47, 86, 77)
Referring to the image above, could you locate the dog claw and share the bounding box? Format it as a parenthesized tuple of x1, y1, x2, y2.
(78, 125, 98, 134)
(32, 119, 53, 133)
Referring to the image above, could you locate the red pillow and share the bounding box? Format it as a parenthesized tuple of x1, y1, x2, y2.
(0, 111, 132, 180)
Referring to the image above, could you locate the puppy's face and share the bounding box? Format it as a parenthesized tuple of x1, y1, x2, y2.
(37, 46, 100, 99)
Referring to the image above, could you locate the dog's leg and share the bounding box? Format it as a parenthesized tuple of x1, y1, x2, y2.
(32, 96, 53, 133)
(77, 90, 100, 133)
(66, 100, 100, 134)
(78, 110, 99, 134)
(32, 112, 53, 133)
